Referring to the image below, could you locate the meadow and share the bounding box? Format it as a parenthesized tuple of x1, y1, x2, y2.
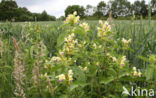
(0, 15, 156, 98)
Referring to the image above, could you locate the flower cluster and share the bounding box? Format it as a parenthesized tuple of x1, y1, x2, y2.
(79, 66, 87, 71)
(51, 56, 62, 62)
(63, 33, 78, 55)
(56, 69, 74, 82)
(79, 22, 89, 33)
(92, 43, 102, 49)
(122, 38, 131, 48)
(132, 67, 142, 77)
(68, 70, 73, 82)
(65, 11, 80, 25)
(106, 53, 117, 62)
(97, 20, 111, 38)
(119, 56, 127, 68)
(56, 74, 66, 82)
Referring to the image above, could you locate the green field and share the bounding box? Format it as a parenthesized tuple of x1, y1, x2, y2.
(0, 20, 156, 97)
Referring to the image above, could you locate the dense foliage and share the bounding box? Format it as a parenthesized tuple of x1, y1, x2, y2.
(0, 0, 56, 21)
(65, 0, 156, 20)
(65, 5, 85, 18)
(0, 11, 155, 97)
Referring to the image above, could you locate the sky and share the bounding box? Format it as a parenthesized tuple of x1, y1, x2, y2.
(0, 0, 150, 18)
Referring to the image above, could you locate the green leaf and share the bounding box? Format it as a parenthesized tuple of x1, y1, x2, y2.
(69, 84, 79, 91)
(59, 95, 68, 98)
(100, 76, 114, 85)
(57, 32, 68, 48)
(72, 66, 86, 82)
(145, 64, 154, 80)
(73, 26, 85, 36)
(137, 55, 149, 62)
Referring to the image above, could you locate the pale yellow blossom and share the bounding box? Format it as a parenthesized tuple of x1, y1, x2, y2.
(97, 21, 111, 38)
(80, 22, 89, 32)
(56, 74, 66, 82)
(65, 11, 80, 25)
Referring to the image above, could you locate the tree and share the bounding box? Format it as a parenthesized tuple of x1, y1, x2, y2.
(0, 0, 18, 20)
(0, 0, 56, 21)
(40, 10, 50, 21)
(132, 0, 142, 15)
(140, 0, 148, 18)
(97, 1, 107, 16)
(57, 16, 65, 21)
(85, 4, 95, 16)
(108, 0, 131, 18)
(151, 0, 156, 15)
(65, 5, 85, 18)
(132, 0, 148, 18)
(16, 7, 33, 21)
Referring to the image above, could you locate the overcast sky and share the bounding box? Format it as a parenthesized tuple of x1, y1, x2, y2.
(0, 0, 149, 18)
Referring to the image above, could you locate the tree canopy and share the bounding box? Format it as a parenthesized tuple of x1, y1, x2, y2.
(0, 0, 56, 21)
(65, 5, 85, 18)
(1, 0, 156, 21)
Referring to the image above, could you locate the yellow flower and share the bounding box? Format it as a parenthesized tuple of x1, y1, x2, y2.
(96, 62, 100, 66)
(120, 56, 126, 67)
(99, 20, 103, 25)
(112, 57, 117, 62)
(106, 53, 110, 56)
(51, 56, 62, 62)
(73, 11, 77, 15)
(83, 67, 87, 71)
(80, 22, 89, 32)
(79, 66, 83, 70)
(63, 33, 78, 55)
(68, 75, 73, 82)
(56, 74, 66, 82)
(138, 70, 142, 77)
(68, 70, 73, 75)
(122, 38, 131, 48)
(97, 21, 111, 38)
(132, 68, 142, 77)
(133, 67, 136, 71)
(65, 11, 80, 25)
(79, 66, 87, 71)
(133, 71, 138, 77)
(68, 69, 73, 82)
(59, 51, 64, 56)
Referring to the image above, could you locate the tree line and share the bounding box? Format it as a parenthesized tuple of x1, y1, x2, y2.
(0, 0, 156, 21)
(64, 0, 156, 20)
(0, 0, 56, 21)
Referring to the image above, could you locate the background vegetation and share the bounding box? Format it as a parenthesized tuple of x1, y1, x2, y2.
(0, 0, 156, 21)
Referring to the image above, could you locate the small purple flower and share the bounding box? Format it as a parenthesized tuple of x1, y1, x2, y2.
(59, 80, 63, 82)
